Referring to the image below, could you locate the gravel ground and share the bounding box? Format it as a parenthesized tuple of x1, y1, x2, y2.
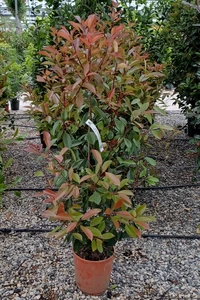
(0, 110, 200, 300)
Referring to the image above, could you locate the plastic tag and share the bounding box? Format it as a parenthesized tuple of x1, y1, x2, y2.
(86, 119, 104, 152)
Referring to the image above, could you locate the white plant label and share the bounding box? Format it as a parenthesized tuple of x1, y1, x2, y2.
(86, 119, 104, 152)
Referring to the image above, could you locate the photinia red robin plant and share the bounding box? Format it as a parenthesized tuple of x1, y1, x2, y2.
(25, 3, 172, 259)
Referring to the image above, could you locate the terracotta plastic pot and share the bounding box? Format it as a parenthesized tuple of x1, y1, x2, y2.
(73, 251, 114, 295)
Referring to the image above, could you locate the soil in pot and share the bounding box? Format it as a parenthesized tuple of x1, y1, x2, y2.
(10, 98, 20, 111)
(73, 248, 114, 296)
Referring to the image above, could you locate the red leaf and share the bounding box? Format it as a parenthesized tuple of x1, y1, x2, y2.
(104, 208, 112, 215)
(57, 202, 65, 214)
(116, 211, 133, 220)
(43, 131, 51, 148)
(113, 199, 124, 210)
(68, 21, 82, 31)
(57, 28, 71, 42)
(66, 222, 77, 233)
(80, 226, 93, 241)
(83, 82, 96, 95)
(76, 92, 83, 108)
(107, 88, 115, 100)
(42, 208, 56, 219)
(81, 209, 101, 220)
(36, 75, 46, 83)
(92, 149, 102, 166)
(72, 78, 82, 91)
(134, 221, 150, 230)
(80, 174, 91, 183)
(53, 155, 63, 163)
(24, 144, 40, 154)
(56, 213, 73, 221)
(43, 189, 56, 197)
(54, 188, 69, 202)
(59, 147, 68, 156)
(132, 226, 142, 238)
(105, 172, 120, 186)
(72, 186, 80, 198)
(111, 217, 120, 229)
(38, 51, 51, 58)
(117, 193, 132, 205)
(87, 14, 97, 30)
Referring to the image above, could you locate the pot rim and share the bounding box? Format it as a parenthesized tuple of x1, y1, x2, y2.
(73, 249, 114, 264)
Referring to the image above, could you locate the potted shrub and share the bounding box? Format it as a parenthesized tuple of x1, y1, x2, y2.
(6, 62, 23, 110)
(26, 4, 172, 295)
(26, 141, 155, 295)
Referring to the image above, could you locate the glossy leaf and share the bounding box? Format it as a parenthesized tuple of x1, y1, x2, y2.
(80, 226, 93, 241)
(34, 171, 44, 177)
(43, 131, 51, 148)
(116, 211, 133, 220)
(90, 216, 103, 226)
(63, 132, 72, 148)
(105, 172, 120, 186)
(96, 239, 103, 253)
(102, 233, 115, 240)
(89, 191, 101, 205)
(73, 233, 83, 241)
(113, 199, 124, 210)
(81, 209, 101, 220)
(102, 160, 112, 172)
(92, 149, 102, 166)
(92, 239, 97, 251)
(88, 227, 103, 238)
(66, 222, 77, 233)
(125, 225, 137, 238)
(54, 228, 68, 239)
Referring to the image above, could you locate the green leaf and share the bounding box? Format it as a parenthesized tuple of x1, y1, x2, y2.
(125, 224, 137, 238)
(73, 233, 83, 241)
(115, 119, 125, 134)
(90, 217, 103, 226)
(72, 173, 80, 183)
(145, 157, 156, 166)
(4, 158, 13, 169)
(34, 171, 44, 177)
(147, 176, 159, 185)
(134, 216, 155, 222)
(102, 160, 112, 172)
(153, 105, 166, 116)
(89, 191, 101, 205)
(92, 239, 97, 251)
(86, 132, 96, 145)
(88, 227, 103, 238)
(131, 98, 140, 105)
(102, 233, 115, 240)
(52, 120, 61, 136)
(14, 128, 18, 138)
(14, 191, 21, 197)
(98, 221, 105, 232)
(117, 157, 136, 166)
(96, 239, 103, 253)
(124, 138, 132, 150)
(14, 176, 23, 184)
(63, 132, 72, 148)
(135, 204, 146, 216)
(151, 129, 163, 139)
